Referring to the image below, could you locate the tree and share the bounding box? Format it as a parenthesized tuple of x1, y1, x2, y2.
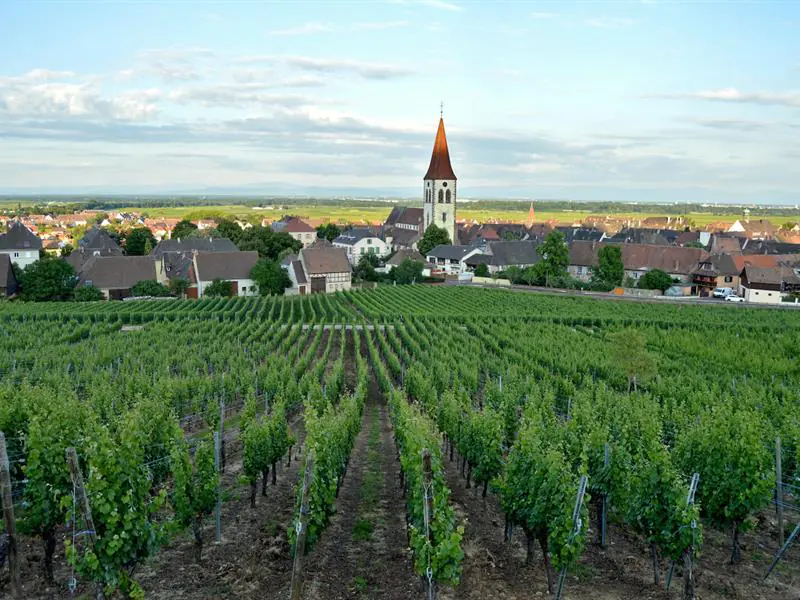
(354, 254, 382, 282)
(131, 280, 172, 297)
(531, 231, 569, 286)
(609, 328, 656, 392)
(684, 241, 705, 249)
(60, 243, 74, 257)
(638, 269, 673, 292)
(783, 221, 798, 230)
(169, 277, 190, 298)
(205, 279, 232, 297)
(237, 227, 302, 259)
(393, 258, 424, 284)
(94, 213, 109, 224)
(20, 257, 77, 301)
(591, 246, 624, 287)
(418, 224, 451, 256)
(215, 219, 243, 244)
(74, 285, 105, 301)
(250, 258, 291, 295)
(170, 438, 218, 563)
(172, 219, 198, 240)
(124, 227, 157, 256)
(316, 222, 341, 242)
(474, 263, 490, 277)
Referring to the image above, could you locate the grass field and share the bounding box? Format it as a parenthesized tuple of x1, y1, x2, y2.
(119, 204, 796, 228)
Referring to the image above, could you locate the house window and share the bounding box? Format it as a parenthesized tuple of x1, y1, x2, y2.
(438, 190, 443, 203)
(724, 276, 733, 283)
(367, 239, 372, 245)
(13, 252, 19, 257)
(360, 248, 365, 254)
(242, 287, 247, 293)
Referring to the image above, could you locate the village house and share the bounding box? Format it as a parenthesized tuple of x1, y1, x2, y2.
(271, 217, 317, 248)
(294, 245, 352, 293)
(384, 207, 423, 251)
(0, 221, 42, 269)
(193, 251, 259, 298)
(0, 255, 19, 296)
(425, 245, 481, 275)
(281, 254, 310, 296)
(78, 255, 160, 300)
(152, 237, 237, 257)
(728, 218, 778, 240)
(569, 242, 708, 286)
(463, 240, 541, 274)
(332, 228, 390, 264)
(740, 264, 800, 304)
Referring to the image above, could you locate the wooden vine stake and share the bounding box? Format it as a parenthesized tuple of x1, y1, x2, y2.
(422, 449, 436, 600)
(290, 451, 314, 600)
(0, 433, 21, 598)
(66, 447, 105, 600)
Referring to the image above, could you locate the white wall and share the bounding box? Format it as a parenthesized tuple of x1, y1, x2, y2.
(0, 249, 39, 270)
(334, 237, 390, 264)
(742, 286, 784, 304)
(290, 231, 317, 248)
(197, 278, 257, 297)
(423, 178, 456, 244)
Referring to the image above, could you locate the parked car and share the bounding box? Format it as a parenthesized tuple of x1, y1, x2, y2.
(713, 287, 733, 298)
(725, 294, 745, 302)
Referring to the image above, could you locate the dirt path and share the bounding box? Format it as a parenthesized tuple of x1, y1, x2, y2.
(303, 373, 422, 600)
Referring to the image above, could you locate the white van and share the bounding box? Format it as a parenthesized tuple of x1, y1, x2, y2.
(712, 287, 733, 298)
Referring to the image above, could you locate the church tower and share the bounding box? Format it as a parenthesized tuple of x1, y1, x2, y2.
(423, 114, 457, 245)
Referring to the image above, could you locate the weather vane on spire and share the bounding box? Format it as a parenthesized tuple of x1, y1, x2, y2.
(440, 101, 444, 118)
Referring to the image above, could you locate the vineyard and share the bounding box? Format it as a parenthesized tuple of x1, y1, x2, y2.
(0, 286, 798, 600)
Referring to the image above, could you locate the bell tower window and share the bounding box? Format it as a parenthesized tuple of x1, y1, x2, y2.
(438, 189, 444, 203)
(446, 190, 451, 203)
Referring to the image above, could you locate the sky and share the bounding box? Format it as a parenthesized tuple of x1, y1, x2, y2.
(1, 0, 799, 203)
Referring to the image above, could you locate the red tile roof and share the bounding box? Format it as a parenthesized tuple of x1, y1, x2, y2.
(424, 118, 457, 180)
(282, 217, 316, 233)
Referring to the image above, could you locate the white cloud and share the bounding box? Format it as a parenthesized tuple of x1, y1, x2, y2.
(657, 88, 800, 107)
(268, 22, 334, 36)
(584, 17, 637, 28)
(388, 0, 462, 11)
(235, 55, 413, 80)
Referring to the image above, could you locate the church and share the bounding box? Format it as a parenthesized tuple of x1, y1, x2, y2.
(384, 114, 458, 249)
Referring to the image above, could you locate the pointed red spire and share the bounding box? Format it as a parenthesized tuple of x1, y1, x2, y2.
(527, 202, 535, 227)
(424, 117, 457, 180)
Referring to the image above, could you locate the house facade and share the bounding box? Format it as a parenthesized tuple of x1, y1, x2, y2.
(193, 251, 259, 297)
(298, 246, 352, 293)
(740, 265, 800, 304)
(0, 221, 42, 269)
(271, 217, 317, 248)
(332, 228, 390, 264)
(425, 245, 481, 275)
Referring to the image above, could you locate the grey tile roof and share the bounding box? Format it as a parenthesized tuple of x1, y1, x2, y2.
(387, 227, 420, 247)
(333, 228, 382, 246)
(426, 245, 474, 260)
(385, 207, 423, 228)
(0, 255, 18, 294)
(386, 248, 424, 266)
(152, 237, 237, 257)
(195, 251, 259, 281)
(78, 256, 158, 290)
(292, 260, 308, 284)
(78, 227, 123, 254)
(301, 246, 351, 275)
(484, 240, 541, 266)
(0, 221, 42, 250)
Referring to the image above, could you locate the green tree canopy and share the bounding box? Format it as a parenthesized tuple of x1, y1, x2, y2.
(204, 279, 232, 297)
(250, 258, 291, 295)
(20, 257, 77, 301)
(474, 263, 490, 277)
(316, 222, 342, 242)
(591, 246, 624, 287)
(74, 285, 105, 302)
(131, 280, 172, 297)
(172, 219, 198, 240)
(60, 243, 74, 257)
(638, 269, 673, 292)
(418, 224, 451, 256)
(215, 219, 244, 244)
(237, 227, 302, 259)
(124, 227, 157, 256)
(531, 230, 569, 285)
(393, 258, 424, 284)
(169, 277, 190, 298)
